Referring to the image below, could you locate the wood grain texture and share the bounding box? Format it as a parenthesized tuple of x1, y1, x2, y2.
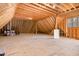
(0, 34, 79, 56)
(0, 4, 16, 29)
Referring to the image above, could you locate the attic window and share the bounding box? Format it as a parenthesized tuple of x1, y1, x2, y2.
(67, 17, 79, 27)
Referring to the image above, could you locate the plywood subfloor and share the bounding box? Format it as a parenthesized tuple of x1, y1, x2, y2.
(0, 33, 79, 56)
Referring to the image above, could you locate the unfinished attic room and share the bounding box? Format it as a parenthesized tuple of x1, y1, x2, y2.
(0, 3, 79, 56)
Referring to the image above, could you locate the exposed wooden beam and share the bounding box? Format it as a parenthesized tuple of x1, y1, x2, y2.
(15, 4, 55, 20)
(32, 3, 56, 13)
(61, 3, 72, 10)
(16, 4, 53, 18)
(49, 4, 64, 13)
(69, 4, 76, 9)
(50, 3, 66, 12)
(17, 4, 51, 15)
(25, 3, 56, 16)
(16, 7, 48, 18)
(38, 3, 60, 14)
(29, 3, 56, 16)
(56, 8, 79, 27)
(58, 8, 79, 18)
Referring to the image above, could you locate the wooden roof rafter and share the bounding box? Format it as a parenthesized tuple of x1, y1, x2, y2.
(37, 3, 60, 14)
(61, 3, 72, 11)
(50, 3, 66, 12)
(30, 3, 57, 15)
(16, 4, 53, 17)
(24, 3, 56, 16)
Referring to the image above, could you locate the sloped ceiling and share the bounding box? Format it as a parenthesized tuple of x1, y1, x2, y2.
(14, 3, 79, 20)
(0, 3, 79, 34)
(1, 3, 79, 21)
(0, 4, 16, 29)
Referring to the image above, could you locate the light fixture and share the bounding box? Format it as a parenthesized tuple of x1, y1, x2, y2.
(26, 17, 32, 20)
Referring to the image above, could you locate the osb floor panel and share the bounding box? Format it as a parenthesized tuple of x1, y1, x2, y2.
(0, 33, 79, 56)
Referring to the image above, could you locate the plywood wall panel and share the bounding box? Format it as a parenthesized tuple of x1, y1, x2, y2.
(58, 18, 79, 39)
(37, 16, 55, 34)
(0, 4, 16, 29)
(76, 28, 79, 39)
(11, 18, 35, 33)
